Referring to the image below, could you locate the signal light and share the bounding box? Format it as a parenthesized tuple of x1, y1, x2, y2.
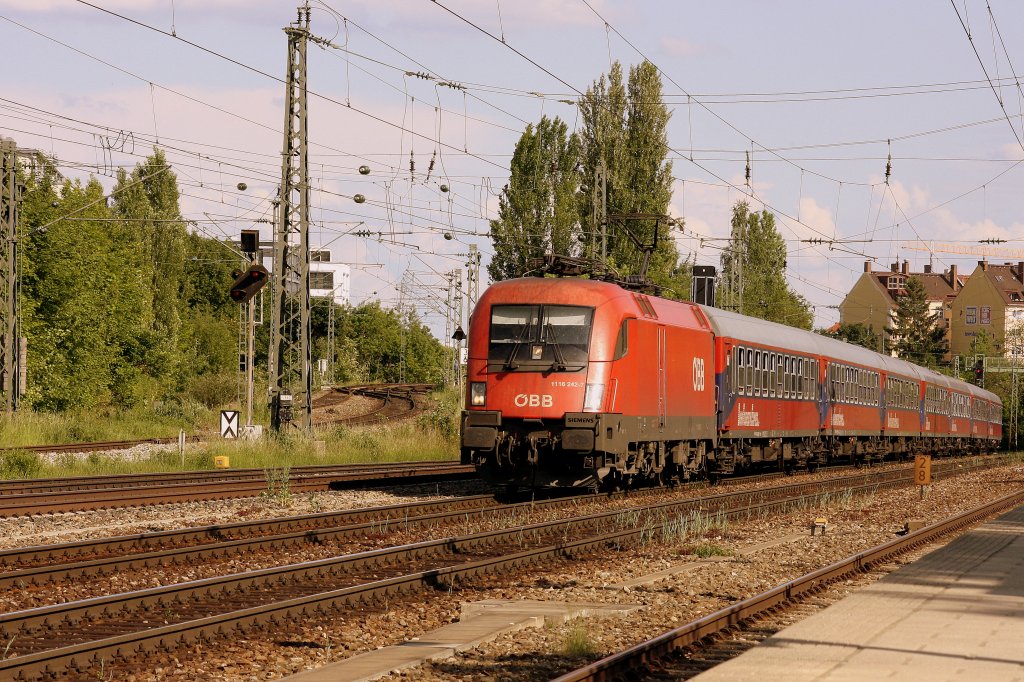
(230, 264, 269, 303)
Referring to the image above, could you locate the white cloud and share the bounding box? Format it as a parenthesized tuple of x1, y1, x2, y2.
(660, 37, 703, 58)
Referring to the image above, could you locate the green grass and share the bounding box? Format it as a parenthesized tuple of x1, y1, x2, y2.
(558, 620, 597, 658)
(0, 405, 203, 448)
(690, 543, 733, 558)
(10, 421, 459, 480)
(0, 387, 462, 479)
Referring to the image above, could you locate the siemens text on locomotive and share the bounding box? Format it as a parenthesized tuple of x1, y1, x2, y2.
(460, 278, 1002, 489)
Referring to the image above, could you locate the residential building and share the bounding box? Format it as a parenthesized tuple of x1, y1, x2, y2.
(839, 260, 962, 354)
(950, 261, 1024, 357)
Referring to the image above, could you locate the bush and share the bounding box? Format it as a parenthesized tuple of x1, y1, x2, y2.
(187, 372, 238, 409)
(417, 388, 461, 441)
(0, 450, 42, 479)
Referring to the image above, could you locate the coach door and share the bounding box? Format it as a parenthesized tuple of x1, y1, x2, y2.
(657, 325, 667, 427)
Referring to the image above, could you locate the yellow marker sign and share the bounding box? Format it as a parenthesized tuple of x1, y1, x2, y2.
(914, 455, 932, 485)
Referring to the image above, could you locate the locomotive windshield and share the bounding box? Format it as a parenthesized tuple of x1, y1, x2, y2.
(489, 304, 593, 371)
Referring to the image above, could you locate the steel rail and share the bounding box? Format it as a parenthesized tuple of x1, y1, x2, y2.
(0, 458, 993, 585)
(0, 461, 993, 679)
(0, 462, 475, 516)
(550, 488, 1024, 682)
(0, 460, 466, 494)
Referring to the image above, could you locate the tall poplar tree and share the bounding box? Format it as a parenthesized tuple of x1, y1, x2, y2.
(579, 60, 689, 298)
(111, 149, 187, 381)
(488, 116, 581, 281)
(888, 276, 947, 366)
(719, 201, 813, 329)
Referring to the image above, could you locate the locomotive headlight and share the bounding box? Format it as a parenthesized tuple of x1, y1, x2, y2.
(470, 382, 487, 406)
(583, 383, 605, 412)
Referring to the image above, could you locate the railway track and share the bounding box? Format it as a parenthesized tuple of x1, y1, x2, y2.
(0, 458, 977, 587)
(0, 457, 1000, 680)
(551, 487, 1024, 682)
(0, 461, 474, 516)
(316, 383, 434, 426)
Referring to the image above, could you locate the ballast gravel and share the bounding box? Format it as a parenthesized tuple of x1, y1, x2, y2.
(7, 460, 1022, 681)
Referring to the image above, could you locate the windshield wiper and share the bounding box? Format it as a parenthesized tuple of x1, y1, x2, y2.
(503, 321, 534, 370)
(545, 321, 568, 371)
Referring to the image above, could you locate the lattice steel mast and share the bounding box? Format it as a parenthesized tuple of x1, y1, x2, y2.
(269, 4, 313, 432)
(0, 137, 22, 411)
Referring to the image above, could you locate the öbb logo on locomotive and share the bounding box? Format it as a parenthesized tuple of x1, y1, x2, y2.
(692, 357, 705, 392)
(513, 394, 553, 408)
(461, 277, 1003, 491)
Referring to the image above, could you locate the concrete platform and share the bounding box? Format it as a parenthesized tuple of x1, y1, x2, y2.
(695, 503, 1024, 681)
(282, 599, 641, 682)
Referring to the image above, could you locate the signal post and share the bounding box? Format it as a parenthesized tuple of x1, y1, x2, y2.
(231, 231, 268, 436)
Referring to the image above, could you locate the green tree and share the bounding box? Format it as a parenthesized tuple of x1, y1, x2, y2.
(887, 276, 947, 366)
(826, 323, 881, 351)
(579, 60, 690, 297)
(321, 301, 448, 384)
(718, 201, 812, 329)
(20, 173, 127, 409)
(111, 149, 187, 383)
(488, 116, 582, 281)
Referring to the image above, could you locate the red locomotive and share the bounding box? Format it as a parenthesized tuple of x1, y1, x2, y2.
(460, 277, 1002, 489)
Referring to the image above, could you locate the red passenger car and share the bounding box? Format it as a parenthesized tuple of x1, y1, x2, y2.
(461, 278, 1002, 490)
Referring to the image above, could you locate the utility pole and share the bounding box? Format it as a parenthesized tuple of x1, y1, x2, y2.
(598, 159, 608, 261)
(398, 270, 412, 382)
(269, 3, 313, 432)
(0, 137, 24, 411)
(466, 244, 480, 317)
(326, 295, 335, 383)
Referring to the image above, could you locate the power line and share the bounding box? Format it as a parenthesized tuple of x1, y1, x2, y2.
(68, 1, 510, 171)
(950, 0, 1024, 154)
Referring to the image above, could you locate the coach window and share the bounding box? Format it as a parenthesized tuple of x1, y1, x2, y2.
(752, 350, 761, 396)
(749, 351, 757, 396)
(734, 348, 744, 395)
(796, 358, 804, 398)
(751, 351, 758, 396)
(761, 352, 769, 397)
(775, 354, 784, 397)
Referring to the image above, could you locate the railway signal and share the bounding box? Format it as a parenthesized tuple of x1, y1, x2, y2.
(229, 264, 269, 303)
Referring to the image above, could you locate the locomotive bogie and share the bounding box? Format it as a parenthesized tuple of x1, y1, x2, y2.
(461, 278, 1003, 491)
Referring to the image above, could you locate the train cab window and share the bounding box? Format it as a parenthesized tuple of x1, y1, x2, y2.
(488, 304, 593, 371)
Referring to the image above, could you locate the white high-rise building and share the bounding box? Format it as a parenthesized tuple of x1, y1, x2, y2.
(309, 250, 351, 305)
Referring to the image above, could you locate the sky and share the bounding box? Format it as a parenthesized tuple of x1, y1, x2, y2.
(3, 0, 1024, 337)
